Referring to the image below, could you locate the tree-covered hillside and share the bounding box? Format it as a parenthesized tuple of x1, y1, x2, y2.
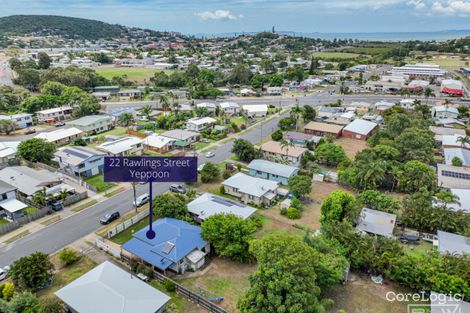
(0, 15, 126, 40)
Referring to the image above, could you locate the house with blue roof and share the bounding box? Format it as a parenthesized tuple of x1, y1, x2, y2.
(122, 218, 210, 274)
(247, 159, 299, 185)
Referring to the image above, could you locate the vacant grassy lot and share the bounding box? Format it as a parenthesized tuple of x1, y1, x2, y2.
(95, 66, 175, 83)
(312, 52, 360, 60)
(426, 58, 467, 69)
(37, 256, 97, 298)
(335, 137, 369, 159)
(328, 272, 423, 313)
(85, 175, 116, 193)
(176, 257, 256, 313)
(98, 127, 127, 137)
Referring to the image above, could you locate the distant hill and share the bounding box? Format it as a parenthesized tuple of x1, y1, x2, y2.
(0, 15, 127, 40)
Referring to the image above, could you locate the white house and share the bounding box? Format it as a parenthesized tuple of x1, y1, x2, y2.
(186, 117, 217, 132)
(143, 135, 173, 154)
(196, 102, 217, 114)
(222, 172, 279, 206)
(432, 106, 459, 119)
(187, 193, 257, 222)
(0, 113, 33, 129)
(242, 104, 268, 117)
(35, 127, 84, 146)
(36, 106, 73, 123)
(0, 141, 20, 164)
(219, 102, 240, 116)
(97, 137, 144, 156)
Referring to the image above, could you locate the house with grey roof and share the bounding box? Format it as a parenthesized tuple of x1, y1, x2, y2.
(161, 129, 200, 148)
(188, 193, 257, 222)
(437, 230, 470, 256)
(97, 137, 143, 156)
(67, 115, 114, 135)
(0, 180, 27, 221)
(55, 261, 170, 313)
(0, 166, 62, 197)
(0, 141, 20, 164)
(247, 159, 298, 185)
(222, 172, 279, 206)
(356, 208, 397, 237)
(54, 146, 106, 178)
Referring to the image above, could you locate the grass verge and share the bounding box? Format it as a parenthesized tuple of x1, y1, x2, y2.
(3, 230, 30, 244)
(105, 186, 125, 198)
(41, 215, 61, 226)
(72, 199, 98, 212)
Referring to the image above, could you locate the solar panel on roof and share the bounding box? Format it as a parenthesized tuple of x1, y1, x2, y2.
(211, 196, 245, 208)
(162, 242, 175, 254)
(63, 148, 89, 159)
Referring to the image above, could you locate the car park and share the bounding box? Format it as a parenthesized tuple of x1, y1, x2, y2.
(169, 184, 186, 194)
(99, 211, 120, 225)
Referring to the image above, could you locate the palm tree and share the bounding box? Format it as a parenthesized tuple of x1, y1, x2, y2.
(141, 105, 153, 121)
(456, 135, 470, 148)
(58, 189, 69, 201)
(424, 87, 435, 104)
(356, 160, 386, 190)
(119, 112, 134, 127)
(171, 95, 180, 114)
(32, 188, 47, 206)
(290, 103, 302, 131)
(280, 139, 295, 163)
(159, 94, 170, 112)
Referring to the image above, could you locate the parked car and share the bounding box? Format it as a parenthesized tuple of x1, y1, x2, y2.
(99, 211, 120, 225)
(169, 184, 186, 194)
(51, 202, 63, 212)
(201, 138, 210, 143)
(197, 163, 206, 173)
(54, 122, 65, 127)
(133, 193, 149, 207)
(205, 151, 215, 158)
(398, 233, 420, 243)
(0, 268, 5, 281)
(25, 128, 36, 135)
(136, 273, 149, 282)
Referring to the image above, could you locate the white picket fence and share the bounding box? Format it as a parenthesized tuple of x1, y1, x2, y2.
(95, 238, 121, 258)
(106, 210, 149, 239)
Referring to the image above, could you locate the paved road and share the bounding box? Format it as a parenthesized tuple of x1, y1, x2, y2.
(0, 113, 283, 267)
(0, 57, 13, 86)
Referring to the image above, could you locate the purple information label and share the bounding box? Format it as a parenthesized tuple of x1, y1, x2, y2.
(103, 156, 198, 182)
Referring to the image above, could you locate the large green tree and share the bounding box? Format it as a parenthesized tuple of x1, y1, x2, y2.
(320, 190, 356, 225)
(231, 139, 260, 163)
(18, 138, 56, 163)
(153, 194, 190, 221)
(200, 162, 220, 183)
(288, 175, 312, 198)
(394, 127, 435, 163)
(201, 214, 257, 262)
(238, 235, 324, 313)
(314, 143, 347, 166)
(398, 160, 436, 193)
(9, 252, 54, 290)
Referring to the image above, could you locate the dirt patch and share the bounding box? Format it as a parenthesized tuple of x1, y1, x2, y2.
(335, 137, 368, 159)
(176, 257, 256, 313)
(328, 272, 418, 313)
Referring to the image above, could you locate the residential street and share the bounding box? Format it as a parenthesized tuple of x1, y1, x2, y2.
(0, 112, 283, 267)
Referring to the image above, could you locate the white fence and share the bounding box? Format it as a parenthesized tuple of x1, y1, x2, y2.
(95, 238, 121, 258)
(106, 210, 149, 239)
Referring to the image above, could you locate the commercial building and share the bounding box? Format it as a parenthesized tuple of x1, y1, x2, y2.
(391, 64, 446, 78)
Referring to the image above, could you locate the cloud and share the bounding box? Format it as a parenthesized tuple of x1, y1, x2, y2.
(195, 10, 240, 21)
(407, 0, 470, 16)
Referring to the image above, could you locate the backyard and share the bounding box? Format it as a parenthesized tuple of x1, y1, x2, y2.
(0, 218, 9, 226)
(84, 174, 117, 193)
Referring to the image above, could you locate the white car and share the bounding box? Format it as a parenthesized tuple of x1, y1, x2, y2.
(0, 268, 6, 281)
(205, 151, 215, 158)
(133, 193, 149, 207)
(198, 163, 206, 173)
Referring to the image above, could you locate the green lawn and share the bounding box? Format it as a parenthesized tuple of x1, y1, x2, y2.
(84, 175, 116, 193)
(312, 52, 360, 60)
(98, 127, 127, 137)
(110, 218, 149, 245)
(95, 67, 175, 83)
(194, 142, 210, 151)
(149, 281, 195, 313)
(37, 257, 97, 298)
(0, 218, 9, 226)
(403, 241, 434, 258)
(230, 116, 247, 128)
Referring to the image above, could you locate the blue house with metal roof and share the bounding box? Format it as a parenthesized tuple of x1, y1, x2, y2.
(122, 218, 210, 274)
(54, 146, 106, 178)
(247, 159, 299, 185)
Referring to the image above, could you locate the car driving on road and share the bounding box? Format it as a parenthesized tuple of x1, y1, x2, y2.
(169, 184, 186, 194)
(205, 151, 215, 158)
(133, 193, 149, 207)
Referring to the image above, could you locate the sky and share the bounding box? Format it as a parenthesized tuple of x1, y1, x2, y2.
(1, 0, 470, 34)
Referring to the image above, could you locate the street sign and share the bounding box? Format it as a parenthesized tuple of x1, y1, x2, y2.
(103, 156, 198, 239)
(104, 156, 198, 182)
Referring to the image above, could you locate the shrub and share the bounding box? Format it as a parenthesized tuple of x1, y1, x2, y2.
(2, 282, 14, 301)
(59, 248, 80, 266)
(286, 207, 301, 219)
(163, 279, 176, 292)
(222, 171, 232, 179)
(280, 207, 288, 216)
(241, 124, 246, 130)
(219, 186, 226, 194)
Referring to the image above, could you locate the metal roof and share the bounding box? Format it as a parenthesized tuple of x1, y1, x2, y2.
(122, 218, 207, 270)
(437, 230, 470, 256)
(343, 119, 377, 136)
(223, 172, 279, 198)
(67, 115, 112, 127)
(0, 198, 27, 213)
(356, 208, 397, 237)
(97, 137, 143, 155)
(55, 261, 170, 313)
(0, 166, 61, 196)
(162, 129, 200, 141)
(444, 148, 470, 166)
(247, 159, 298, 178)
(188, 193, 257, 220)
(35, 127, 83, 143)
(54, 146, 105, 166)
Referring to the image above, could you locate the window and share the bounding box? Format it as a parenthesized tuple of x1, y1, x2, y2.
(442, 170, 470, 180)
(2, 193, 7, 200)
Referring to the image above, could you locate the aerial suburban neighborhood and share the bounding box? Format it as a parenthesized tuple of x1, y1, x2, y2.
(0, 4, 469, 313)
